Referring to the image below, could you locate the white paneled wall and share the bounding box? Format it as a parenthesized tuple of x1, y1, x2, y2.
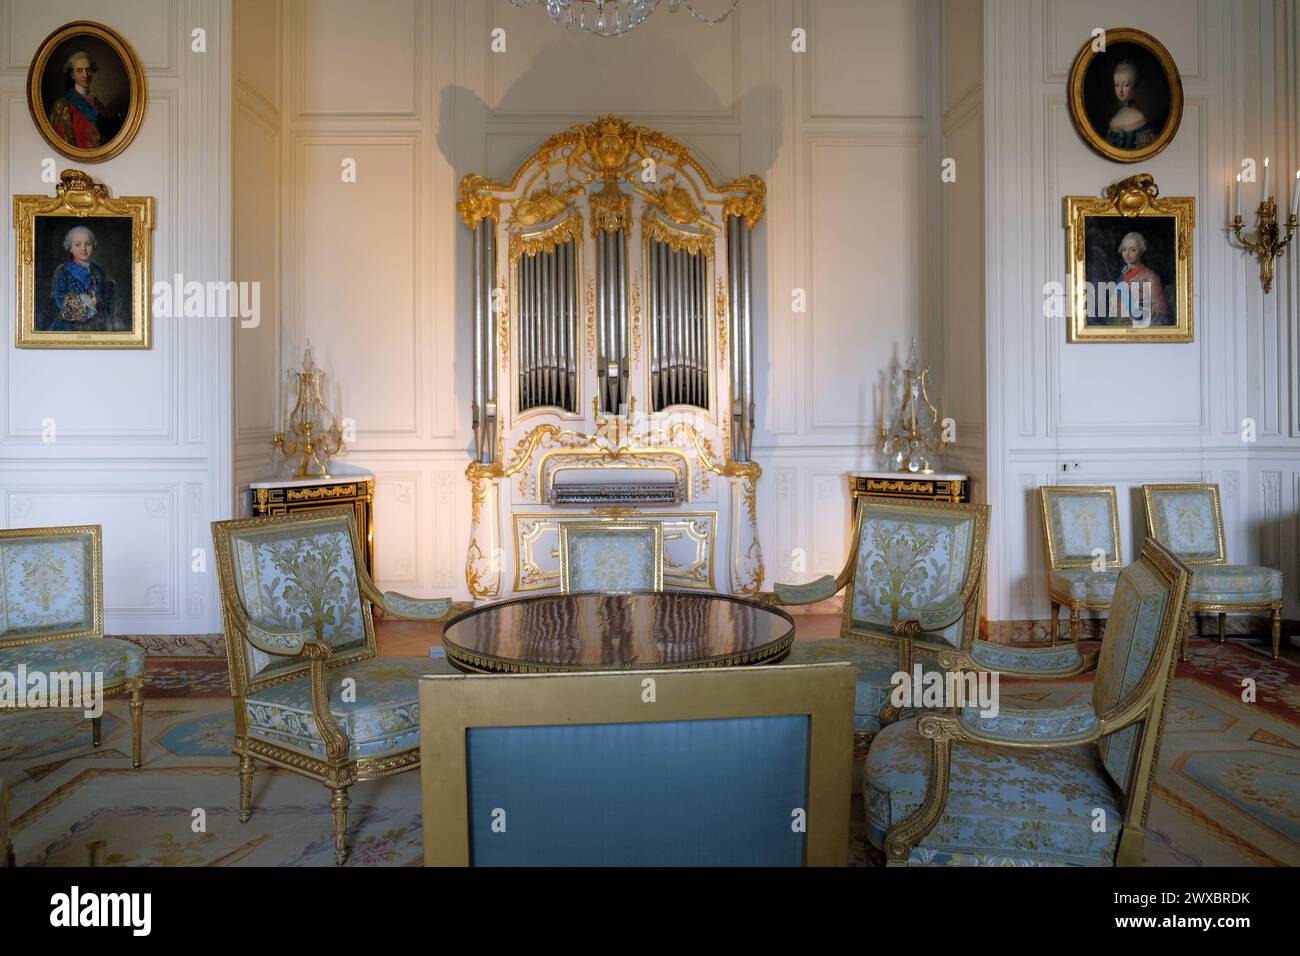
(235, 0, 944, 600)
(1, 0, 232, 633)
(983, 0, 1300, 620)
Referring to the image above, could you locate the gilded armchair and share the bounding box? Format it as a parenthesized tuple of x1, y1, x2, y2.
(1142, 483, 1283, 660)
(1040, 485, 1123, 645)
(0, 525, 145, 767)
(865, 538, 1191, 866)
(559, 520, 664, 593)
(211, 507, 456, 865)
(774, 498, 991, 736)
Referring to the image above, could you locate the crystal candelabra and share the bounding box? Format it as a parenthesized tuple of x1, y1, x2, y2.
(507, 0, 737, 38)
(878, 340, 947, 474)
(272, 342, 345, 479)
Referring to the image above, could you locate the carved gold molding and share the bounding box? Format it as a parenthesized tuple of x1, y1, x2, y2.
(457, 115, 766, 232)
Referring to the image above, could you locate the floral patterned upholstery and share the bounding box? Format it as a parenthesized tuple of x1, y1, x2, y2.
(245, 657, 436, 759)
(0, 637, 144, 686)
(1187, 565, 1281, 604)
(228, 523, 367, 682)
(785, 638, 933, 733)
(0, 526, 146, 770)
(865, 722, 1122, 866)
(0, 534, 95, 641)
(848, 506, 979, 647)
(560, 522, 663, 593)
(1042, 490, 1120, 564)
(956, 703, 1099, 744)
(1143, 487, 1224, 562)
(865, 539, 1189, 866)
(1092, 557, 1173, 796)
(1048, 568, 1121, 602)
(968, 639, 1084, 676)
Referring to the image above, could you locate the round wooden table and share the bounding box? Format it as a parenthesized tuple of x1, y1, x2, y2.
(440, 591, 796, 673)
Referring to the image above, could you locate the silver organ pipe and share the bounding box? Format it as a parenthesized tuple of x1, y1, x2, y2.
(471, 222, 484, 456)
(516, 238, 579, 415)
(647, 238, 710, 413)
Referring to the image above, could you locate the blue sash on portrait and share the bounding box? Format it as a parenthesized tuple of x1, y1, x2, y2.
(64, 89, 102, 127)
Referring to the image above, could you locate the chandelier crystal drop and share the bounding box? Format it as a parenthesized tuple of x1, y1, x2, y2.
(509, 0, 738, 39)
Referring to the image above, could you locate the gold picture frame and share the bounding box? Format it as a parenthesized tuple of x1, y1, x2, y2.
(26, 20, 147, 164)
(14, 169, 155, 349)
(1068, 27, 1183, 164)
(1065, 175, 1194, 343)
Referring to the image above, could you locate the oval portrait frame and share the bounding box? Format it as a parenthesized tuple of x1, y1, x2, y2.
(1068, 27, 1183, 164)
(26, 20, 147, 164)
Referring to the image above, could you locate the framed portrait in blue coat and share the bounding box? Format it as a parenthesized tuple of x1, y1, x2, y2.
(14, 169, 154, 349)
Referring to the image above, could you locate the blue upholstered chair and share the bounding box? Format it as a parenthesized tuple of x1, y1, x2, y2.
(1142, 483, 1283, 660)
(0, 525, 145, 767)
(559, 519, 664, 593)
(211, 507, 456, 865)
(775, 497, 1088, 739)
(418, 663, 855, 866)
(864, 538, 1191, 866)
(1040, 485, 1122, 645)
(774, 498, 986, 738)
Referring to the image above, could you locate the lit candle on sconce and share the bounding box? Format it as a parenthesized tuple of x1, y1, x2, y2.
(1262, 157, 1272, 201)
(1292, 170, 1300, 218)
(1235, 173, 1242, 219)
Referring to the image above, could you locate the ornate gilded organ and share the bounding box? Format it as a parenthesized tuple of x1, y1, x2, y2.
(460, 115, 764, 600)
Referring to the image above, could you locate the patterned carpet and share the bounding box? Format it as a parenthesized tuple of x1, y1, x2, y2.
(2, 637, 1296, 866)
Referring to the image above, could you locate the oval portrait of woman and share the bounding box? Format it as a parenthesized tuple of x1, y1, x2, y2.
(1068, 28, 1182, 164)
(26, 20, 146, 164)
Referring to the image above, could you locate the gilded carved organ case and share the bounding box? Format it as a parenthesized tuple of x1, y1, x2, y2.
(459, 116, 764, 599)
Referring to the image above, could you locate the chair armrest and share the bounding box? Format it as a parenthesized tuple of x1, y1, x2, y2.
(244, 619, 313, 657)
(967, 639, 1092, 677)
(773, 574, 842, 606)
(882, 706, 1101, 863)
(376, 591, 453, 621)
(955, 703, 1101, 745)
(301, 640, 349, 762)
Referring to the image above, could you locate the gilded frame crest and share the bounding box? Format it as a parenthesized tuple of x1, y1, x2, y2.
(26, 20, 147, 164)
(1067, 27, 1183, 164)
(1065, 175, 1194, 343)
(14, 169, 155, 349)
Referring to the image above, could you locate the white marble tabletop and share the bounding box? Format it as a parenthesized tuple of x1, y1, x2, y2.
(853, 471, 968, 481)
(249, 466, 375, 490)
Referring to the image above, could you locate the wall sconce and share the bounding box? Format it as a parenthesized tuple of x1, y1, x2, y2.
(1231, 159, 1298, 294)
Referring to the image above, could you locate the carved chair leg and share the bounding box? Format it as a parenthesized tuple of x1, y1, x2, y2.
(1070, 607, 1081, 646)
(91, 716, 102, 747)
(238, 754, 255, 822)
(1217, 613, 1227, 644)
(130, 687, 144, 768)
(1181, 609, 1194, 662)
(331, 786, 351, 866)
(1049, 601, 1060, 645)
(1272, 607, 1282, 660)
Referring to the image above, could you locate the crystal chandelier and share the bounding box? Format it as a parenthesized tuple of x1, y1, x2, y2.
(509, 0, 738, 38)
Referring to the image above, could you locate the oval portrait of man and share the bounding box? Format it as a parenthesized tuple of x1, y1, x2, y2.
(27, 21, 146, 163)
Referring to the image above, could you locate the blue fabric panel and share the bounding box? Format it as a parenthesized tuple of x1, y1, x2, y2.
(466, 715, 810, 866)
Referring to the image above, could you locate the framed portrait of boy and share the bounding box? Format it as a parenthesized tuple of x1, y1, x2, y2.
(27, 20, 146, 164)
(1065, 175, 1194, 343)
(1068, 28, 1183, 164)
(14, 169, 154, 349)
